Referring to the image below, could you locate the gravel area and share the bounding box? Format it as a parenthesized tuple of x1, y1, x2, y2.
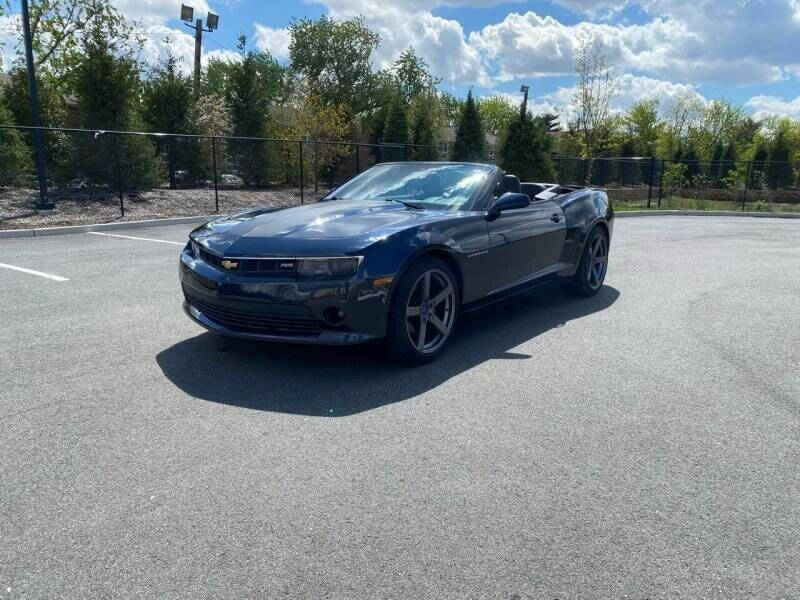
(0, 186, 327, 230)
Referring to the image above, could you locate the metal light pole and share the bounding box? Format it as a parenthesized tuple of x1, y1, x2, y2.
(21, 0, 53, 211)
(181, 4, 219, 95)
(520, 84, 530, 115)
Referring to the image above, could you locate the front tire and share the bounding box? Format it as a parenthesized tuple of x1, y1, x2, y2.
(387, 257, 459, 365)
(562, 226, 609, 297)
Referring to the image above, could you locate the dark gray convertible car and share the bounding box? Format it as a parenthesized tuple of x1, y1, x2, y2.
(180, 162, 613, 363)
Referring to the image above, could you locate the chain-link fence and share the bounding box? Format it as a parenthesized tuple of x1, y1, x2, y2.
(2, 126, 799, 230)
(552, 156, 800, 212)
(0, 125, 449, 229)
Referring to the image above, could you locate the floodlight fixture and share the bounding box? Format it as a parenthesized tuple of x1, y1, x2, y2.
(206, 11, 219, 30)
(180, 4, 194, 22)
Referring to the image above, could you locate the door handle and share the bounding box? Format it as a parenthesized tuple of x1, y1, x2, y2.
(550, 213, 561, 223)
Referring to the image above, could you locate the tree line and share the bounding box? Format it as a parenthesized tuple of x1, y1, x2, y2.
(0, 1, 798, 191)
(0, 1, 557, 188)
(561, 40, 799, 191)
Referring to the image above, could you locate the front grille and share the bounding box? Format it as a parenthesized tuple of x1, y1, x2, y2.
(187, 295, 322, 337)
(194, 245, 295, 276)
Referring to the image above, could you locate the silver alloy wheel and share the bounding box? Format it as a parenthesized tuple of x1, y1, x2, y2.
(587, 234, 608, 290)
(405, 268, 456, 354)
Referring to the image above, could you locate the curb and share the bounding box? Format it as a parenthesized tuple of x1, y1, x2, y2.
(614, 210, 800, 219)
(0, 215, 214, 239)
(2, 209, 798, 240)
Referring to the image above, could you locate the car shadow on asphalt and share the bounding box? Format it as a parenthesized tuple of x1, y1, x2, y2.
(155, 284, 619, 416)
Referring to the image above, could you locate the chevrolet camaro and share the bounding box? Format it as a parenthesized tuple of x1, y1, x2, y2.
(180, 162, 613, 364)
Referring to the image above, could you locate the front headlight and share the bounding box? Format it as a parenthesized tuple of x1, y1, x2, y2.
(296, 256, 362, 279)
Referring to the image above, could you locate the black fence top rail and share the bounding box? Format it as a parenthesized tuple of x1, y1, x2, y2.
(0, 124, 437, 150)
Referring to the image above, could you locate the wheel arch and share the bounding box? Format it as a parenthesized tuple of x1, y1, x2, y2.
(593, 219, 610, 241)
(386, 246, 465, 323)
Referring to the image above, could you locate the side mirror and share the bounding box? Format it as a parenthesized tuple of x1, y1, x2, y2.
(486, 192, 530, 221)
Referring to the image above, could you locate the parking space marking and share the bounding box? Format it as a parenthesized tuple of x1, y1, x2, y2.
(89, 231, 185, 246)
(0, 262, 69, 282)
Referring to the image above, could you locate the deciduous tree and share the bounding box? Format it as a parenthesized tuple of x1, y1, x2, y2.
(573, 39, 618, 161)
(289, 15, 381, 115)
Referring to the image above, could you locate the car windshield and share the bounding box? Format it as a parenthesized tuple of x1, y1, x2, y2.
(324, 163, 492, 210)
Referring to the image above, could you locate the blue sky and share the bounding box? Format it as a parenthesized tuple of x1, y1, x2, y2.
(3, 0, 800, 120)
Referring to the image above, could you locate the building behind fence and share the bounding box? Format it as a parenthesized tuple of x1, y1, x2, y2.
(1, 125, 799, 226)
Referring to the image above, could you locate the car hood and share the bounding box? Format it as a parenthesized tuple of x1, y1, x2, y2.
(192, 199, 453, 256)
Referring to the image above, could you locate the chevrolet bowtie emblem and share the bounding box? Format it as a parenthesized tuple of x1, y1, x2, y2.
(220, 259, 239, 270)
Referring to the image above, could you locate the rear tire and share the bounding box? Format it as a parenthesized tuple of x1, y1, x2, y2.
(387, 257, 459, 365)
(562, 226, 609, 297)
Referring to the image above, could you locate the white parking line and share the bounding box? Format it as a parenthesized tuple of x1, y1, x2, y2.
(89, 231, 185, 246)
(0, 262, 69, 282)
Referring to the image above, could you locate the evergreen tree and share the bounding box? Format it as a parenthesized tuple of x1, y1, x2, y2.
(617, 138, 639, 186)
(226, 36, 280, 186)
(709, 141, 725, 185)
(499, 103, 555, 181)
(534, 113, 560, 133)
(766, 131, 794, 189)
(370, 104, 389, 163)
(680, 141, 701, 187)
(750, 142, 769, 189)
(451, 90, 485, 162)
(73, 18, 161, 188)
(752, 142, 768, 172)
(1, 67, 72, 184)
(383, 95, 409, 144)
(0, 99, 32, 186)
(379, 95, 409, 161)
(589, 154, 613, 186)
(142, 46, 202, 187)
(411, 101, 436, 161)
(719, 143, 737, 183)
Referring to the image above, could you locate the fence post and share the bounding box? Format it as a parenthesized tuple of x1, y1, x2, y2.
(647, 156, 655, 208)
(404, 143, 409, 161)
(211, 137, 220, 213)
(313, 141, 319, 193)
(742, 160, 752, 211)
(581, 159, 588, 186)
(299, 140, 304, 205)
(657, 158, 665, 208)
(355, 144, 361, 174)
(114, 134, 125, 218)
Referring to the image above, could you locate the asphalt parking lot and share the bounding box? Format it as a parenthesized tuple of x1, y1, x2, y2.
(1, 216, 798, 599)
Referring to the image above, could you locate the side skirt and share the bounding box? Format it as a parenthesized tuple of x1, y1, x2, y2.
(460, 263, 571, 316)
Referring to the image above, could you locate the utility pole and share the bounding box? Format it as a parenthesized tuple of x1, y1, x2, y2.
(21, 0, 53, 211)
(520, 84, 530, 115)
(181, 4, 219, 95)
(192, 18, 202, 92)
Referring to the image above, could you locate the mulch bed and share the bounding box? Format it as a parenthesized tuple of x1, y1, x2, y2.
(0, 186, 329, 230)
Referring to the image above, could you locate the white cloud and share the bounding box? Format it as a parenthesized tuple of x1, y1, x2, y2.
(319, 0, 490, 85)
(137, 26, 239, 74)
(110, 0, 212, 26)
(529, 74, 704, 127)
(468, 9, 789, 87)
(745, 95, 800, 120)
(138, 26, 196, 69)
(253, 24, 291, 59)
(0, 15, 21, 71)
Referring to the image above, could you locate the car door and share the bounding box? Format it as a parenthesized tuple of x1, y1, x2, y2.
(487, 199, 566, 292)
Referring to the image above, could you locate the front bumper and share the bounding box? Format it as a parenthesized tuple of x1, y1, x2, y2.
(179, 249, 391, 345)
